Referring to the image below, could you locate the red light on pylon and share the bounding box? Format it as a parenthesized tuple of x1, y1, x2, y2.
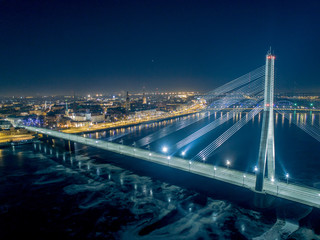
(266, 103, 270, 107)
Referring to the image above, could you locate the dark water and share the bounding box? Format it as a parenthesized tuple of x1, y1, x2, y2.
(1, 111, 320, 239)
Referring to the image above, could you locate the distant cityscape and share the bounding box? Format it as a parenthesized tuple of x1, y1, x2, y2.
(0, 90, 318, 147)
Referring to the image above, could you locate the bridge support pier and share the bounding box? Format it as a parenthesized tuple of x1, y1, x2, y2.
(41, 134, 55, 147)
(255, 50, 276, 192)
(253, 191, 276, 209)
(64, 140, 75, 152)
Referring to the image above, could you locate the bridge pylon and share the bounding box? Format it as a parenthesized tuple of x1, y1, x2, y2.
(255, 50, 275, 192)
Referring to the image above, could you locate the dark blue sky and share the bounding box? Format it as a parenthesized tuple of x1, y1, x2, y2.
(1, 0, 319, 96)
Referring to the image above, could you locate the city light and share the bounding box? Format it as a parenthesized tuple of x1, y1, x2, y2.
(254, 166, 258, 172)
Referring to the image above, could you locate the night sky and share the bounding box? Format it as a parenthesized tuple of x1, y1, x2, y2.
(1, 0, 320, 96)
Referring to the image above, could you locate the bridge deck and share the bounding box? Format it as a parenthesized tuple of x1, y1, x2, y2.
(25, 126, 320, 209)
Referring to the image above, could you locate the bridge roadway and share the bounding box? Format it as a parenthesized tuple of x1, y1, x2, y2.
(25, 126, 320, 209)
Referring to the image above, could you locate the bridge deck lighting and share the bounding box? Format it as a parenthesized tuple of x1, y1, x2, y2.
(162, 146, 168, 153)
(226, 160, 231, 168)
(167, 156, 171, 160)
(149, 153, 152, 156)
(254, 166, 258, 172)
(286, 173, 289, 184)
(181, 151, 186, 156)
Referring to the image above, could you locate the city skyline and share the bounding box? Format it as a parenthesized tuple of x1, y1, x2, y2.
(1, 1, 320, 95)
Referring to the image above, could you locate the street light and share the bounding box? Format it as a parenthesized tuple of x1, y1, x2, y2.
(189, 161, 192, 171)
(254, 166, 258, 174)
(243, 174, 246, 185)
(226, 160, 230, 169)
(181, 151, 186, 159)
(286, 173, 289, 184)
(162, 146, 168, 153)
(214, 166, 217, 177)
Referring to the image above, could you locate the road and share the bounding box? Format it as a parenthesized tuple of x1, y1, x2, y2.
(62, 104, 205, 134)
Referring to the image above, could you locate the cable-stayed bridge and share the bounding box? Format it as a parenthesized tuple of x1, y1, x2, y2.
(22, 51, 320, 209)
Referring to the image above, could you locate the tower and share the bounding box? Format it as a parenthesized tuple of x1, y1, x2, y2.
(125, 91, 131, 112)
(142, 92, 147, 104)
(65, 101, 69, 116)
(255, 50, 275, 192)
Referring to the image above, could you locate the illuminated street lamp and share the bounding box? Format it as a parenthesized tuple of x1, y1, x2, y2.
(214, 166, 217, 177)
(286, 173, 289, 184)
(189, 161, 192, 171)
(254, 166, 258, 174)
(243, 174, 246, 185)
(181, 151, 186, 159)
(118, 139, 124, 153)
(226, 160, 230, 169)
(162, 146, 168, 153)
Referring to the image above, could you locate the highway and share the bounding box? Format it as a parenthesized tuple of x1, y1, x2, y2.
(62, 103, 205, 134)
(0, 134, 34, 143)
(24, 126, 320, 209)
